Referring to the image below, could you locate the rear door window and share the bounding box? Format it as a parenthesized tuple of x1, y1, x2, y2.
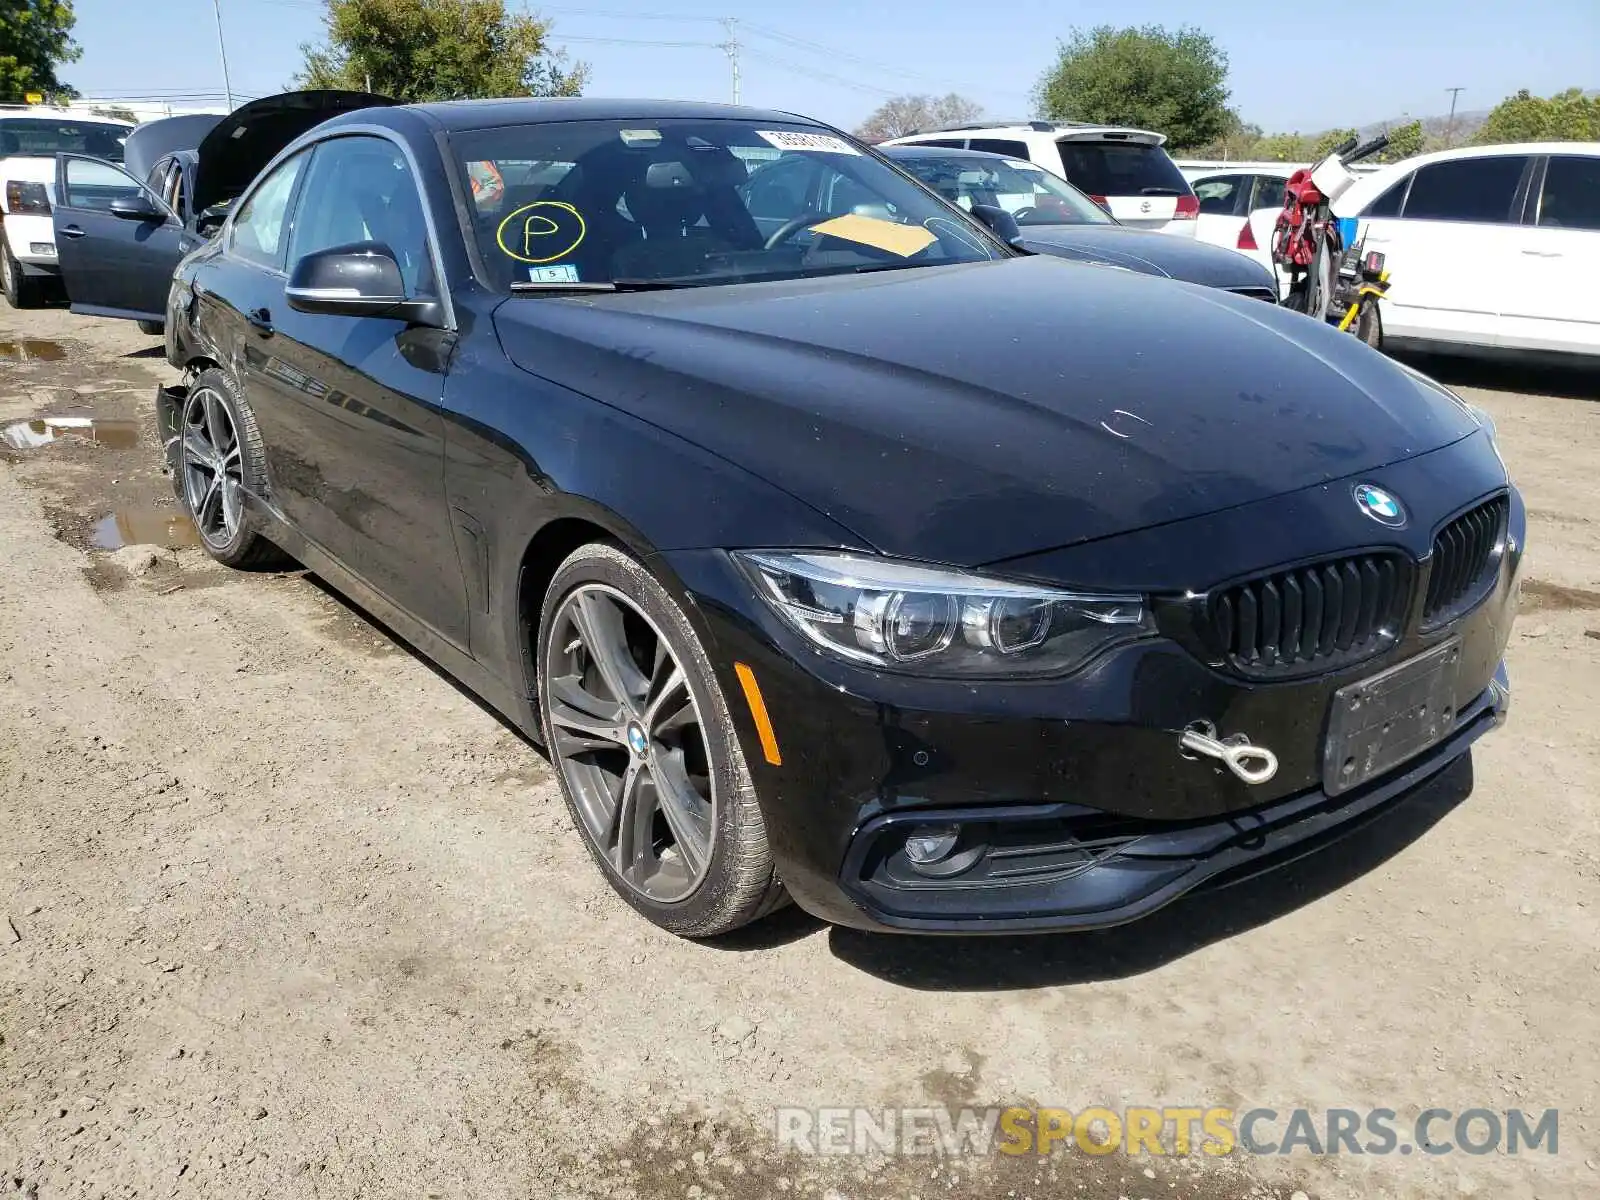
(968, 138, 1029, 159)
(1536, 155, 1600, 231)
(1250, 176, 1285, 212)
(1054, 140, 1190, 197)
(1400, 156, 1529, 224)
(1191, 175, 1246, 215)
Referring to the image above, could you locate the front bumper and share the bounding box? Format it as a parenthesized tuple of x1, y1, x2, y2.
(2, 213, 59, 269)
(660, 449, 1522, 934)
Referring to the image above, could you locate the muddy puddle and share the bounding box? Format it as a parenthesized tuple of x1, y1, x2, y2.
(91, 507, 200, 551)
(0, 338, 67, 363)
(2, 416, 140, 451)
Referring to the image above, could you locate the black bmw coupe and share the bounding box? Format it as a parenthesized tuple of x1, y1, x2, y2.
(65, 99, 1519, 937)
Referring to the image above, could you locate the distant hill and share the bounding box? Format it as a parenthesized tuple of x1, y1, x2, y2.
(1358, 89, 1599, 148)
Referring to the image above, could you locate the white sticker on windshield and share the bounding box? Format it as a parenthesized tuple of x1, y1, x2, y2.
(1004, 159, 1041, 171)
(528, 263, 580, 283)
(755, 130, 860, 155)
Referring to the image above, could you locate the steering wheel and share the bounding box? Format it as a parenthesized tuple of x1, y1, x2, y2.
(1010, 206, 1038, 222)
(763, 211, 833, 250)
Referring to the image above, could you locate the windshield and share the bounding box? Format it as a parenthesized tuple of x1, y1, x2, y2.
(0, 118, 128, 163)
(891, 152, 1113, 227)
(449, 119, 1005, 290)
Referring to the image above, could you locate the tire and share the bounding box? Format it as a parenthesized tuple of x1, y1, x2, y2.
(1, 239, 43, 309)
(137, 319, 164, 336)
(536, 542, 787, 937)
(178, 368, 292, 570)
(1356, 301, 1383, 350)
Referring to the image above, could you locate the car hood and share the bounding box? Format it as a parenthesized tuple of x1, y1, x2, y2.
(192, 90, 396, 214)
(122, 113, 224, 183)
(493, 255, 1479, 565)
(1015, 224, 1274, 289)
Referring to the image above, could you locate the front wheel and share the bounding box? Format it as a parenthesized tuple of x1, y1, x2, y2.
(1, 240, 44, 309)
(178, 368, 292, 569)
(536, 542, 786, 937)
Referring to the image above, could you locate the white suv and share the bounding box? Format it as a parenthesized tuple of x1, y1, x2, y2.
(882, 121, 1198, 236)
(1333, 142, 1600, 359)
(1, 107, 135, 308)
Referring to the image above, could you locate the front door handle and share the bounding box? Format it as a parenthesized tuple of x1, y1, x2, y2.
(245, 307, 274, 336)
(59, 224, 86, 239)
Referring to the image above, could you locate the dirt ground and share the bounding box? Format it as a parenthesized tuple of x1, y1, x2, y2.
(1, 304, 1597, 1200)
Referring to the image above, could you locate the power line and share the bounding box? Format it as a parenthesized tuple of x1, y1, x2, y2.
(740, 47, 899, 99)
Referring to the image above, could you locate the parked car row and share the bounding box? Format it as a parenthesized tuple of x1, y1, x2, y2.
(1183, 146, 1600, 356)
(2, 93, 1521, 940)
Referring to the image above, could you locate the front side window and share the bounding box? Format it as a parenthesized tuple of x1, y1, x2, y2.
(288, 135, 434, 294)
(450, 119, 1005, 291)
(894, 153, 1113, 227)
(1401, 156, 1529, 224)
(1537, 155, 1600, 231)
(59, 157, 166, 214)
(229, 150, 309, 269)
(0, 118, 127, 162)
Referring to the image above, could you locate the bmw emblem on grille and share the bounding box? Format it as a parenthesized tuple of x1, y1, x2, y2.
(1353, 483, 1406, 527)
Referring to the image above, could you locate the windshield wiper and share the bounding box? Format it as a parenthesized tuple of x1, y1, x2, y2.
(508, 278, 690, 294)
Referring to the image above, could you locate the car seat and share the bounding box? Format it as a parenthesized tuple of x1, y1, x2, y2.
(609, 147, 759, 280)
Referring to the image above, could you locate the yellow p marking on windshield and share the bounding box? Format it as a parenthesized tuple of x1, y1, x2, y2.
(496, 200, 587, 264)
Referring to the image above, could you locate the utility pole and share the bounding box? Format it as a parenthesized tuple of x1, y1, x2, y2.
(1444, 87, 1464, 147)
(720, 18, 741, 105)
(212, 0, 235, 110)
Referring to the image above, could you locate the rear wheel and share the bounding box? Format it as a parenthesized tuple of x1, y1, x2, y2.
(536, 542, 786, 937)
(1, 240, 44, 309)
(1356, 300, 1383, 350)
(178, 368, 291, 569)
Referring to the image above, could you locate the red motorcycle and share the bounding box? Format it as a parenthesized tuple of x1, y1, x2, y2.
(1272, 134, 1392, 344)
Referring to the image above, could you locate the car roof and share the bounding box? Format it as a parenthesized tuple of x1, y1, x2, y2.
(1336, 140, 1600, 213)
(887, 121, 1166, 144)
(884, 145, 1028, 161)
(326, 97, 812, 134)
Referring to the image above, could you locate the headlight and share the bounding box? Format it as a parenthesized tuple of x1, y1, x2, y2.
(736, 551, 1151, 677)
(4, 180, 51, 215)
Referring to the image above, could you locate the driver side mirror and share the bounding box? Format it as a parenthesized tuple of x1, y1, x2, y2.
(968, 203, 1023, 245)
(285, 241, 442, 326)
(109, 193, 164, 222)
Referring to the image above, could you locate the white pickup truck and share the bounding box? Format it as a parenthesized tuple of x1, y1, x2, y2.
(1, 108, 134, 308)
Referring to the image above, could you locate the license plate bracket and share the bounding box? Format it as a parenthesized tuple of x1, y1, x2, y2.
(1323, 638, 1462, 795)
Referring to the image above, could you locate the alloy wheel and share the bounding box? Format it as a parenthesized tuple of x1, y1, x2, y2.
(180, 386, 244, 549)
(544, 583, 715, 903)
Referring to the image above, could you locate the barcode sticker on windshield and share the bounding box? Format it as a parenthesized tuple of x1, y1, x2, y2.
(755, 130, 860, 155)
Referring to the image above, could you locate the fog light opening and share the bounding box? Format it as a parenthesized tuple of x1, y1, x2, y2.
(904, 824, 961, 867)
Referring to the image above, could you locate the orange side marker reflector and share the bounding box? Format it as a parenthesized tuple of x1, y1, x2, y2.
(733, 661, 783, 766)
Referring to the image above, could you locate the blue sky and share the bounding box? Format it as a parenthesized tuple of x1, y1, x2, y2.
(66, 0, 1598, 134)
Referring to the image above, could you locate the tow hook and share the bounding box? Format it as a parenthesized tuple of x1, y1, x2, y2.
(1180, 720, 1279, 785)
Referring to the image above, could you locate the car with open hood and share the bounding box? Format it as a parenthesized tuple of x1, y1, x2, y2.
(99, 98, 1517, 939)
(882, 145, 1279, 301)
(47, 90, 393, 329)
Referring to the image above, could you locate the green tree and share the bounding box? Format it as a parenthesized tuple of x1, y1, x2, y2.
(1254, 132, 1310, 162)
(1033, 25, 1231, 152)
(1471, 87, 1599, 144)
(0, 0, 80, 103)
(1372, 118, 1424, 162)
(298, 0, 586, 102)
(1309, 127, 1358, 159)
